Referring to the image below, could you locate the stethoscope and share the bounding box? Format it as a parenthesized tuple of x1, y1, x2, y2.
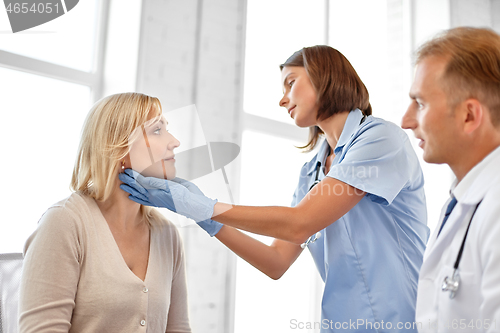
(441, 200, 482, 299)
(300, 161, 323, 249)
(300, 114, 368, 249)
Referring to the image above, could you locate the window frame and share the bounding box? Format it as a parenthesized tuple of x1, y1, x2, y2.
(0, 0, 111, 103)
(235, 1, 331, 330)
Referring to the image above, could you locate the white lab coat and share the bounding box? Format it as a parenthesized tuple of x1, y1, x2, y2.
(416, 146, 500, 333)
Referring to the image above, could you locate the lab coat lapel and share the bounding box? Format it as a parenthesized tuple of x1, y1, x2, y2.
(423, 148, 500, 269)
(424, 148, 500, 271)
(419, 202, 467, 279)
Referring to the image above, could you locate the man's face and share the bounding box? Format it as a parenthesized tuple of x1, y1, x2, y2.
(402, 56, 462, 165)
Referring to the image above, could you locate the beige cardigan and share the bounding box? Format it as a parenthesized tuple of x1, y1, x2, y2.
(19, 192, 191, 333)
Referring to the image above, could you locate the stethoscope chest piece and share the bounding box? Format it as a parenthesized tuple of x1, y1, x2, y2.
(442, 269, 460, 299)
(440, 200, 482, 300)
(301, 232, 322, 249)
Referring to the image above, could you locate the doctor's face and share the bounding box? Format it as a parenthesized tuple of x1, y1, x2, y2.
(402, 56, 461, 165)
(279, 66, 319, 127)
(128, 115, 180, 180)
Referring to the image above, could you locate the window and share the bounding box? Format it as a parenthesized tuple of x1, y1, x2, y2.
(0, 68, 91, 252)
(237, 1, 455, 331)
(0, 0, 144, 253)
(236, 0, 327, 331)
(0, 0, 99, 72)
(243, 0, 326, 124)
(235, 131, 323, 333)
(327, 0, 452, 232)
(0, 0, 106, 253)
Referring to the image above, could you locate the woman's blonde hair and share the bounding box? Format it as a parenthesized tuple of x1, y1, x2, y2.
(70, 92, 163, 227)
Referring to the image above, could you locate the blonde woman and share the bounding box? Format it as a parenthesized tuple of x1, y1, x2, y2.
(18, 93, 191, 333)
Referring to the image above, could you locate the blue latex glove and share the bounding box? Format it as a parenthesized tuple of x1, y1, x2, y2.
(119, 169, 223, 236)
(167, 177, 223, 237)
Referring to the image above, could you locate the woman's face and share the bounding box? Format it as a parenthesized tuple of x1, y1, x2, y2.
(127, 114, 180, 180)
(279, 66, 319, 127)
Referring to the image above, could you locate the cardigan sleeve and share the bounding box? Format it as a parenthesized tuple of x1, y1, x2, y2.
(165, 226, 191, 333)
(18, 206, 82, 333)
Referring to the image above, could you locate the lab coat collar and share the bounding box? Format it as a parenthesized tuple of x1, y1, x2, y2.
(452, 145, 500, 205)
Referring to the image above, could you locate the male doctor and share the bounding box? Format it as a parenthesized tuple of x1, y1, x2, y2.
(402, 27, 500, 332)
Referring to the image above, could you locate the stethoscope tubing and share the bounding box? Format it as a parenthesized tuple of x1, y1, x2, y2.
(441, 200, 482, 299)
(301, 113, 368, 249)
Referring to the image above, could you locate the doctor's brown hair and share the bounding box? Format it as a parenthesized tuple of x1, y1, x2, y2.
(280, 45, 372, 152)
(416, 27, 500, 126)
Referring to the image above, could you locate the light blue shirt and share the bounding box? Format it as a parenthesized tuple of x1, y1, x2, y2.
(291, 109, 430, 332)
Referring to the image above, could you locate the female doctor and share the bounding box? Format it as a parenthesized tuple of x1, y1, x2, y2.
(120, 45, 430, 332)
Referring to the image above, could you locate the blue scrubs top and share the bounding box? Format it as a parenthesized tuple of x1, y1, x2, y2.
(291, 109, 430, 332)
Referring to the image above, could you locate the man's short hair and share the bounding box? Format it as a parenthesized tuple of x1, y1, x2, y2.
(416, 27, 500, 125)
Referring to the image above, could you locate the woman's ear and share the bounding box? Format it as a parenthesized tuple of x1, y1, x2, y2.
(122, 154, 132, 172)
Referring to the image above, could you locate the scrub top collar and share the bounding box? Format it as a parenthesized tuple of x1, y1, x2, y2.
(305, 109, 365, 176)
(333, 108, 365, 155)
(305, 139, 331, 175)
(451, 145, 500, 205)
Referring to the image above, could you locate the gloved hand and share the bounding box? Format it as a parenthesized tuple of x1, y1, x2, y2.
(118, 169, 223, 236)
(168, 177, 223, 237)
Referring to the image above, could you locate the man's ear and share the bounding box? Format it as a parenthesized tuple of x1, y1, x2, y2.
(462, 98, 484, 135)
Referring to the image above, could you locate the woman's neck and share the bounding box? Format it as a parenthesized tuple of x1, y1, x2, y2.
(317, 111, 350, 151)
(95, 179, 143, 231)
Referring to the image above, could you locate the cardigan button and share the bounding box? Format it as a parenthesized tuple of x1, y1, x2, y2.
(140, 320, 146, 326)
